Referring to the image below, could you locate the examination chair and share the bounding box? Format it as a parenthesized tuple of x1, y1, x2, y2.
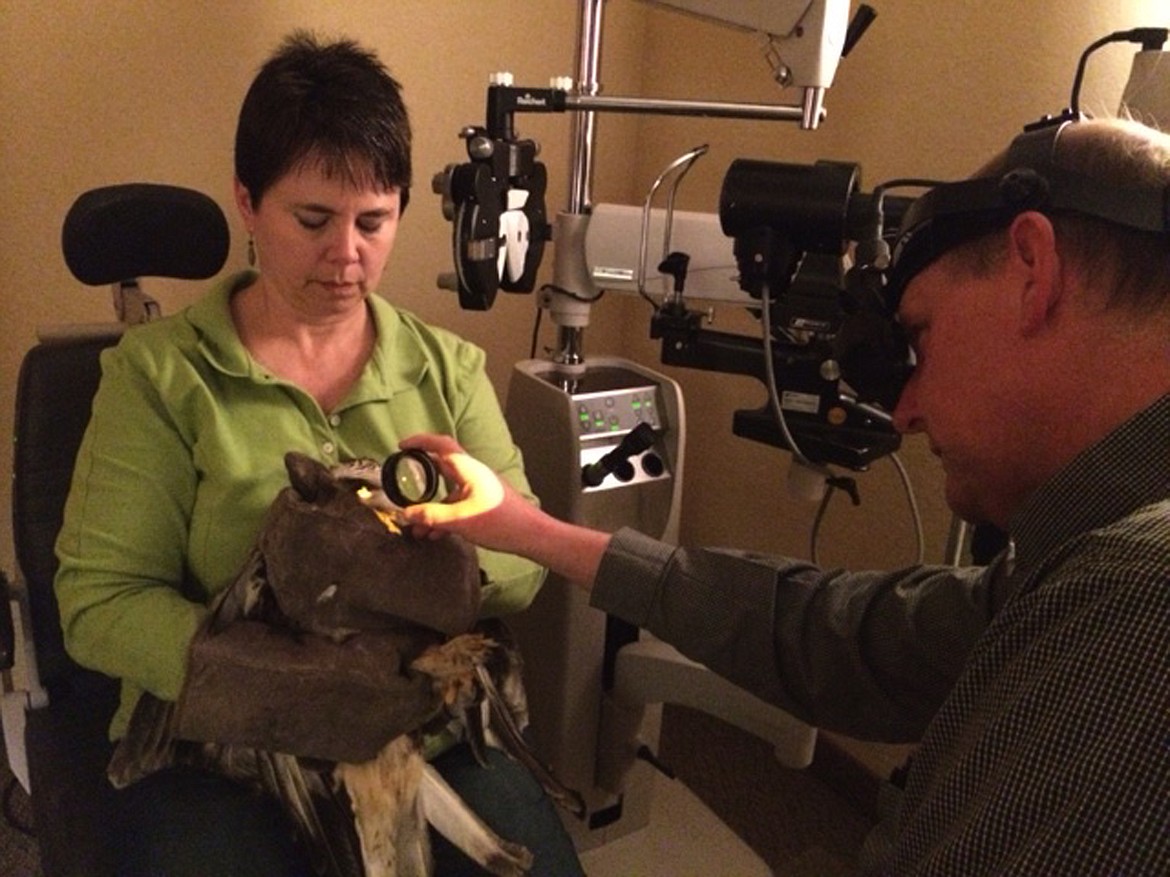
(1, 184, 229, 877)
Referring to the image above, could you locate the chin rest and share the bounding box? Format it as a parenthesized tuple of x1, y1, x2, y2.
(1, 183, 228, 877)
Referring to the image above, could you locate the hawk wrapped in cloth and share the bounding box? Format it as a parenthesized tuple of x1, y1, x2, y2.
(108, 451, 582, 877)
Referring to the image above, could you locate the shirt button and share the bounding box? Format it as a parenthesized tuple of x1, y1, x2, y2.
(321, 441, 336, 455)
(328, 414, 342, 427)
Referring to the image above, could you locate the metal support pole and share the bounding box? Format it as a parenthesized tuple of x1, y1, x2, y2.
(552, 0, 606, 372)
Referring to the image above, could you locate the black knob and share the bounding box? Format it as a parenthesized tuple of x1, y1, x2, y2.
(581, 423, 657, 488)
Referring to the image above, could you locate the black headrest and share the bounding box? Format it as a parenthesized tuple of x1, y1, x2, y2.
(62, 184, 230, 286)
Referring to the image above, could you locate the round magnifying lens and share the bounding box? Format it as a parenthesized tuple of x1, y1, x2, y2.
(381, 449, 439, 507)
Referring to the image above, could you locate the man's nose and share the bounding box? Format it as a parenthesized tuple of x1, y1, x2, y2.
(891, 382, 921, 434)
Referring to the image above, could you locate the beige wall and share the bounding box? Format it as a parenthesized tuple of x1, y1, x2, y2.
(1, 0, 1164, 579)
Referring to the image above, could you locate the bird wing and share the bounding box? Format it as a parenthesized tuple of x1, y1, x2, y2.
(106, 690, 180, 789)
(476, 663, 586, 819)
(256, 749, 366, 877)
(418, 761, 533, 877)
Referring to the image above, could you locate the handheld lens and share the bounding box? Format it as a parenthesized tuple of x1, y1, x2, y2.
(381, 449, 439, 507)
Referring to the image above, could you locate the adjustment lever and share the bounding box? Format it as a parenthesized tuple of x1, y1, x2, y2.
(658, 251, 690, 294)
(582, 423, 657, 488)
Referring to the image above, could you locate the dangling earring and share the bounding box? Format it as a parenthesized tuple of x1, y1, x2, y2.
(247, 236, 257, 267)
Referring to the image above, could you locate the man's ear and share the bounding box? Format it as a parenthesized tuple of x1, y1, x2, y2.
(1007, 211, 1063, 336)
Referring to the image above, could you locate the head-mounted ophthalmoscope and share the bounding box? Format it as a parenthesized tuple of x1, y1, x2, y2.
(887, 25, 1170, 309)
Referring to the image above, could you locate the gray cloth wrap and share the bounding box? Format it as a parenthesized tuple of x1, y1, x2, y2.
(167, 452, 484, 763)
(259, 479, 482, 638)
(176, 622, 442, 763)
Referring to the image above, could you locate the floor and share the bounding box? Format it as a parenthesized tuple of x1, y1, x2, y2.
(578, 772, 779, 876)
(0, 753, 38, 877)
(0, 704, 907, 876)
(657, 706, 900, 875)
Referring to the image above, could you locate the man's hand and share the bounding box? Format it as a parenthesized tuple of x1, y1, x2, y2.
(397, 434, 535, 553)
(396, 434, 611, 590)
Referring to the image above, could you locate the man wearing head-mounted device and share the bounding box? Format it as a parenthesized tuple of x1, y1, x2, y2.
(398, 115, 1170, 874)
(889, 116, 1170, 526)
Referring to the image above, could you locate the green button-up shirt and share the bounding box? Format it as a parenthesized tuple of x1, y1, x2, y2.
(56, 272, 545, 739)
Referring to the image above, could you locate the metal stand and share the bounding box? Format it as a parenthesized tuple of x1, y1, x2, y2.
(497, 4, 834, 869)
(504, 357, 814, 869)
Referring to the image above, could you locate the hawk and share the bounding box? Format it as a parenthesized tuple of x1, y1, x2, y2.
(108, 451, 580, 876)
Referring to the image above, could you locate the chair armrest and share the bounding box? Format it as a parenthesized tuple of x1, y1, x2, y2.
(596, 636, 817, 793)
(618, 637, 816, 765)
(1, 570, 14, 671)
(3, 569, 49, 793)
(1, 572, 47, 708)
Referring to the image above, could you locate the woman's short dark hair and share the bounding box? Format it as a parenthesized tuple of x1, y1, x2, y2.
(235, 31, 412, 209)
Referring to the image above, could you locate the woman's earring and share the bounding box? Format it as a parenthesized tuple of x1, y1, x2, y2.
(247, 236, 256, 267)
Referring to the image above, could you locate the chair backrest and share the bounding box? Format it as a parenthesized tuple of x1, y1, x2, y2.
(8, 183, 229, 877)
(14, 336, 120, 689)
(12, 334, 123, 877)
